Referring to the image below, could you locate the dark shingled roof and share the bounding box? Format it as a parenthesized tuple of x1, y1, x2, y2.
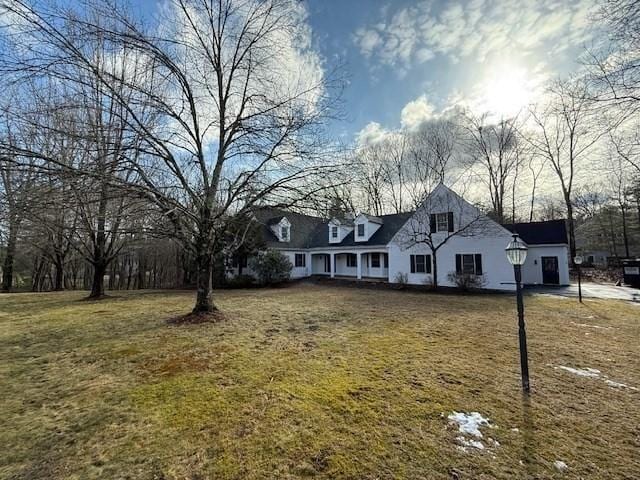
(254, 209, 324, 249)
(307, 212, 413, 248)
(502, 220, 568, 245)
(254, 209, 413, 249)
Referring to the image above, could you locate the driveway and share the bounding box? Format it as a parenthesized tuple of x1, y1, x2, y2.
(528, 282, 640, 302)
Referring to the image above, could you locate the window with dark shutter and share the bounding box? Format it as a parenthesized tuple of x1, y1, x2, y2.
(346, 254, 357, 267)
(411, 254, 431, 273)
(430, 214, 436, 233)
(448, 212, 454, 232)
(436, 213, 450, 232)
(295, 254, 305, 267)
(331, 226, 338, 238)
(474, 254, 482, 275)
(456, 254, 483, 275)
(462, 254, 475, 274)
(371, 253, 380, 268)
(383, 253, 388, 268)
(357, 224, 365, 237)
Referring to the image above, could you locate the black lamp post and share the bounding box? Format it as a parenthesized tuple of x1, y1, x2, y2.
(574, 255, 583, 303)
(505, 234, 530, 395)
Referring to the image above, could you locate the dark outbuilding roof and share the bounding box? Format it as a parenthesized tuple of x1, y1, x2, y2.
(502, 220, 568, 245)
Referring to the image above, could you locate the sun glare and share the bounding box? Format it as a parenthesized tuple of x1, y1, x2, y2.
(480, 64, 532, 119)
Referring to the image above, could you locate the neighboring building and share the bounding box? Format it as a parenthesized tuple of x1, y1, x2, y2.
(575, 209, 640, 267)
(230, 185, 570, 290)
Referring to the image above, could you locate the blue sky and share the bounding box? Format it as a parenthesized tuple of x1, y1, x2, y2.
(307, 0, 600, 143)
(134, 0, 601, 144)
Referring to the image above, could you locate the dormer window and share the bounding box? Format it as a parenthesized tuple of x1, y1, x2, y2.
(357, 224, 365, 237)
(331, 226, 338, 238)
(431, 212, 454, 233)
(281, 225, 290, 241)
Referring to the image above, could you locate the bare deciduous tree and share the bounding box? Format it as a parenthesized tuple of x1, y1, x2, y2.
(526, 78, 612, 262)
(462, 112, 524, 223)
(1, 0, 341, 312)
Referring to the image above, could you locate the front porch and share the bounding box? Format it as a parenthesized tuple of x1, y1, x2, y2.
(311, 251, 389, 281)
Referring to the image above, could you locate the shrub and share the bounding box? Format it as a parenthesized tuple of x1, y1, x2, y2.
(249, 250, 292, 286)
(225, 274, 256, 289)
(394, 272, 409, 289)
(447, 272, 487, 292)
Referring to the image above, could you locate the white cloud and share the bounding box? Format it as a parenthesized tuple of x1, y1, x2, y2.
(400, 95, 436, 130)
(355, 121, 392, 146)
(353, 0, 598, 73)
(353, 28, 382, 57)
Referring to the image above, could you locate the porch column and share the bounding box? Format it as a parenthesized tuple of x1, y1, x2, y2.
(330, 253, 335, 278)
(357, 252, 362, 280)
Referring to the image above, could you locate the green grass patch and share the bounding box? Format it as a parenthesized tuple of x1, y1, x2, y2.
(1, 285, 639, 479)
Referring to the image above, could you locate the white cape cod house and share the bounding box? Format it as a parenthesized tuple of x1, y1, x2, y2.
(233, 185, 569, 290)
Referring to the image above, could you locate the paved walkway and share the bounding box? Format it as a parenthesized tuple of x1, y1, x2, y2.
(527, 283, 640, 302)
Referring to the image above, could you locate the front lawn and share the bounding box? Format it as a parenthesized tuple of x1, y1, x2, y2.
(1, 284, 638, 479)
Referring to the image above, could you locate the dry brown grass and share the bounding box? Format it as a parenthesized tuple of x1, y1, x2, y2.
(1, 284, 638, 479)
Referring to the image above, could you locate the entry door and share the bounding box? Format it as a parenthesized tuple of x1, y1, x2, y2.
(324, 255, 331, 273)
(541, 256, 559, 284)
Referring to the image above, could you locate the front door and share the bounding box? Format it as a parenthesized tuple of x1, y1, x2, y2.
(541, 256, 559, 285)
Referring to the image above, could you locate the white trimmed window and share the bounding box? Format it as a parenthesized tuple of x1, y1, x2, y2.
(436, 213, 449, 232)
(410, 254, 431, 274)
(455, 254, 483, 275)
(295, 253, 305, 267)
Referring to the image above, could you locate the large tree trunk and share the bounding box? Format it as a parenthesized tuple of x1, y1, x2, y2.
(53, 254, 64, 291)
(87, 185, 110, 299)
(89, 262, 107, 298)
(621, 205, 630, 258)
(564, 195, 577, 264)
(193, 251, 215, 313)
(431, 250, 438, 290)
(1, 224, 17, 292)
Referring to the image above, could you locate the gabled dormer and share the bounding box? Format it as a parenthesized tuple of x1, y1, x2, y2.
(269, 216, 291, 242)
(328, 217, 353, 244)
(354, 213, 383, 242)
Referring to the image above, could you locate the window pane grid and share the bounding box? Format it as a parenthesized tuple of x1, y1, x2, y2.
(436, 213, 449, 232)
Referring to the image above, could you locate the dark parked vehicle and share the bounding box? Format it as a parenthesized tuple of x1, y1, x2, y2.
(622, 259, 640, 287)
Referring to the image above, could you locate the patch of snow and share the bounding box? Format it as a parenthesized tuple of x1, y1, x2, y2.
(510, 427, 519, 432)
(456, 436, 484, 450)
(448, 412, 490, 438)
(488, 437, 500, 447)
(571, 321, 610, 329)
(555, 366, 601, 378)
(554, 460, 568, 472)
(605, 380, 638, 391)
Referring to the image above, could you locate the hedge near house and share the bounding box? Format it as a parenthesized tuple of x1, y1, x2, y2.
(250, 250, 292, 286)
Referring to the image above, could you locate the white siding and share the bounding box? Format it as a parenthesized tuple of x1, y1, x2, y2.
(520, 245, 570, 286)
(334, 254, 358, 276)
(388, 231, 517, 291)
(279, 251, 311, 279)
